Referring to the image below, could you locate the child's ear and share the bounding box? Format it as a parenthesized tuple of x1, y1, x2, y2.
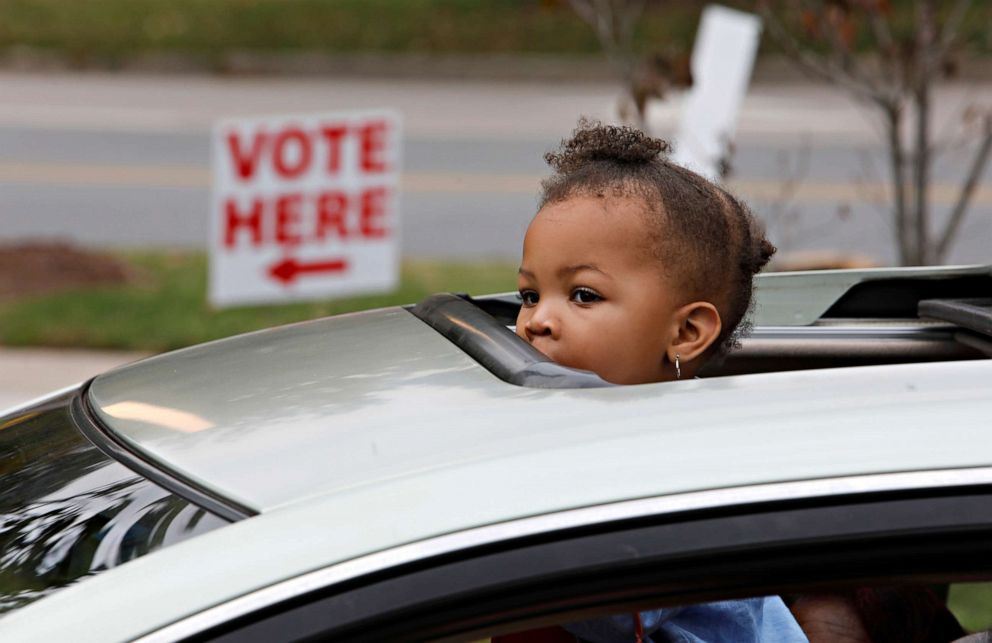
(667, 302, 722, 366)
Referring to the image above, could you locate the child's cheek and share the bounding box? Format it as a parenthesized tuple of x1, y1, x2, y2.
(514, 322, 528, 341)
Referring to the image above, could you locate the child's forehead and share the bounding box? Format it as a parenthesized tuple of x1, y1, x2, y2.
(529, 197, 654, 247)
(522, 197, 659, 272)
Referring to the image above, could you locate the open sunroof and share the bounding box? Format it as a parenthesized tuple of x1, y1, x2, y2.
(408, 293, 613, 389)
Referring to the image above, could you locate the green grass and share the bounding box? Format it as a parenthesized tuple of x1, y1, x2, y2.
(0, 0, 702, 64)
(0, 252, 516, 352)
(1, 0, 989, 66)
(950, 582, 992, 632)
(2, 0, 989, 72)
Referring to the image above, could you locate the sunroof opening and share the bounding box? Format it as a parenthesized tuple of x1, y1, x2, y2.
(408, 293, 614, 389)
(408, 268, 992, 387)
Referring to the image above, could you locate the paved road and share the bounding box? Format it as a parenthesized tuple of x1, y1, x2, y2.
(0, 72, 989, 408)
(1, 71, 991, 264)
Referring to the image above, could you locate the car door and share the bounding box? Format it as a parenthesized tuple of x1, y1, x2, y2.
(153, 472, 992, 642)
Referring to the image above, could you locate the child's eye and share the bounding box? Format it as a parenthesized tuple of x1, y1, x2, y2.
(519, 289, 539, 306)
(570, 288, 603, 304)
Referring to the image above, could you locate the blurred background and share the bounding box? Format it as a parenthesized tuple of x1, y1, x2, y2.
(1, 0, 990, 405)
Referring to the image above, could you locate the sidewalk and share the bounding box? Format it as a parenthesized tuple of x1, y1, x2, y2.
(0, 347, 147, 412)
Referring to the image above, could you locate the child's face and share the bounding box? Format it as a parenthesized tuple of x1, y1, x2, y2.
(515, 195, 684, 385)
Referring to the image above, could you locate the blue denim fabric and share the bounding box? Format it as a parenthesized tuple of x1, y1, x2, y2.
(563, 596, 808, 642)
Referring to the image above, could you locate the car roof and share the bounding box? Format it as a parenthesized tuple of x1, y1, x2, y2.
(7, 264, 992, 640)
(9, 358, 992, 642)
(85, 264, 992, 516)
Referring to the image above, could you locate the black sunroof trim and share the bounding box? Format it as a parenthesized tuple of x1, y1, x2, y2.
(408, 293, 613, 389)
(822, 274, 992, 319)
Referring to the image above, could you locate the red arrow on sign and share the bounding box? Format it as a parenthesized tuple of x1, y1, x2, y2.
(268, 257, 349, 285)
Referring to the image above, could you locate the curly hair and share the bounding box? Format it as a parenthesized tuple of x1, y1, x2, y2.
(540, 119, 775, 355)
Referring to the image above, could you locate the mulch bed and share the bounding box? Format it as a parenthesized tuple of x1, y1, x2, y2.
(0, 242, 133, 300)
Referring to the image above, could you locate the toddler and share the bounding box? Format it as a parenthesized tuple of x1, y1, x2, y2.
(515, 120, 775, 384)
(510, 122, 806, 642)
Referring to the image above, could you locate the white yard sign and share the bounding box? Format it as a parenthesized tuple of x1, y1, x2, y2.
(672, 5, 761, 180)
(210, 110, 401, 307)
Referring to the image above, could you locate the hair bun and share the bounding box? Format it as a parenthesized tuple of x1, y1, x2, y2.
(545, 119, 671, 173)
(754, 238, 777, 273)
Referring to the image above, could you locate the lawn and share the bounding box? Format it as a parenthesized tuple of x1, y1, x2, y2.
(0, 0, 702, 63)
(0, 0, 987, 68)
(0, 252, 517, 352)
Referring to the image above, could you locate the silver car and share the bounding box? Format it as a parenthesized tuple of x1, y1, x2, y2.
(2, 264, 991, 641)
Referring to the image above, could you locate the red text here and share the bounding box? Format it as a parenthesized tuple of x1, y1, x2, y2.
(224, 187, 391, 249)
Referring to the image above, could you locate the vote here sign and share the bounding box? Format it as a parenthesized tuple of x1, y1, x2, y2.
(209, 110, 401, 307)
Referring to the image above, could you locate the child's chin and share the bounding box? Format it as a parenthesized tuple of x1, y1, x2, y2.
(554, 356, 607, 380)
(527, 345, 613, 382)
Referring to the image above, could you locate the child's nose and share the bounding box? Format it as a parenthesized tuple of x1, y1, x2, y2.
(524, 305, 559, 339)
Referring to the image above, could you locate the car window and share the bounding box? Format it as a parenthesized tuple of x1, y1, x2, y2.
(197, 582, 992, 643)
(488, 584, 992, 642)
(0, 392, 229, 616)
(183, 486, 992, 642)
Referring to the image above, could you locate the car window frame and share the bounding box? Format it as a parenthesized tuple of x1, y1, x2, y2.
(71, 383, 255, 522)
(151, 478, 992, 642)
(0, 389, 232, 617)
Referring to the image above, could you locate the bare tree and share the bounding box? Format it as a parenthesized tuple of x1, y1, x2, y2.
(757, 0, 992, 265)
(567, 0, 691, 130)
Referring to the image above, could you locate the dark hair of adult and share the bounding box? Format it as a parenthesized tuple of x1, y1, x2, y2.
(540, 120, 776, 355)
(852, 586, 966, 643)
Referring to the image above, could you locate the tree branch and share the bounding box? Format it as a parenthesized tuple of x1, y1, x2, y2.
(911, 83, 931, 264)
(855, 147, 894, 222)
(569, 0, 640, 77)
(865, 0, 901, 85)
(910, 0, 937, 264)
(616, 0, 646, 49)
(935, 0, 974, 60)
(757, 0, 891, 107)
(568, 0, 647, 127)
(571, 0, 615, 58)
(883, 103, 913, 264)
(937, 113, 992, 261)
(808, 0, 901, 103)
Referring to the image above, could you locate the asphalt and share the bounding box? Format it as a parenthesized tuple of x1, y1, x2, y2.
(3, 72, 990, 263)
